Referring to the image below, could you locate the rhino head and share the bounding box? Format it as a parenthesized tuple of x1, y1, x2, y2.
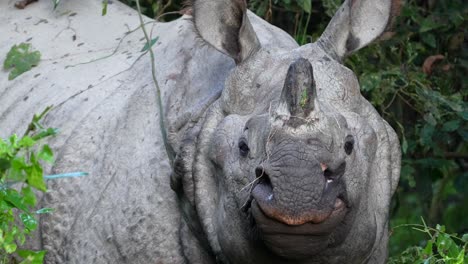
(171, 0, 401, 263)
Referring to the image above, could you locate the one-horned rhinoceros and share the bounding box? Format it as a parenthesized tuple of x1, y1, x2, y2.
(0, 0, 401, 263)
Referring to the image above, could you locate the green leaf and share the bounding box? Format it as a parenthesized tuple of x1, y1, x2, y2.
(26, 155, 46, 192)
(7, 157, 27, 182)
(423, 113, 437, 126)
(442, 120, 461, 132)
(436, 224, 445, 232)
(297, 0, 312, 13)
(141, 37, 159, 52)
(458, 111, 468, 121)
(420, 124, 435, 146)
(402, 136, 408, 154)
(421, 33, 436, 48)
(322, 0, 341, 17)
(20, 213, 38, 231)
(419, 18, 442, 32)
(17, 249, 46, 264)
(19, 136, 36, 148)
(422, 240, 433, 257)
(31, 128, 58, 141)
(102, 0, 108, 16)
(38, 145, 54, 163)
(0, 158, 11, 172)
(3, 43, 41, 81)
(436, 233, 460, 258)
(448, 11, 464, 27)
(4, 189, 28, 212)
(21, 186, 36, 207)
(462, 233, 468, 243)
(9, 134, 19, 148)
(4, 242, 17, 254)
(0, 199, 13, 211)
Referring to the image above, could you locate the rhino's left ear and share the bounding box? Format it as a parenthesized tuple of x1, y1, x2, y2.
(192, 0, 261, 64)
(318, 0, 401, 61)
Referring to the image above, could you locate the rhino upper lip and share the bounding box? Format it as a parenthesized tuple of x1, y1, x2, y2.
(252, 184, 347, 225)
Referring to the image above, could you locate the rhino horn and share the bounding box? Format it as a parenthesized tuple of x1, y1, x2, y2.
(279, 58, 316, 119)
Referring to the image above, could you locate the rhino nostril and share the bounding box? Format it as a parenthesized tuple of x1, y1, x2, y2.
(255, 166, 272, 190)
(252, 166, 274, 204)
(324, 168, 333, 180)
(323, 162, 346, 181)
(255, 166, 265, 178)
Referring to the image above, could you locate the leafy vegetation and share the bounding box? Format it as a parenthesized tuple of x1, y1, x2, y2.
(347, 1, 467, 259)
(0, 107, 56, 263)
(3, 43, 41, 81)
(124, 0, 467, 260)
(389, 219, 467, 264)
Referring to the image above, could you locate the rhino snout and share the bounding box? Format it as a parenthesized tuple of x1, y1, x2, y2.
(251, 161, 347, 226)
(247, 149, 349, 259)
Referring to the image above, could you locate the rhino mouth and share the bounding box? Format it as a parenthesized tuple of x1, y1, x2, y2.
(252, 178, 347, 225)
(250, 200, 347, 259)
(245, 168, 349, 259)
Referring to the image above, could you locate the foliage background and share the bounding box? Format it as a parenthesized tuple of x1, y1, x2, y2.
(121, 0, 468, 260)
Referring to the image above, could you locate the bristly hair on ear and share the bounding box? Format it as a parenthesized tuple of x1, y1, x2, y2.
(380, 0, 403, 40)
(183, 0, 213, 57)
(387, 0, 403, 31)
(181, 0, 193, 15)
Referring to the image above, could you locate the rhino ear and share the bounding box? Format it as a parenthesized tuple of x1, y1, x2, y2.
(318, 0, 401, 61)
(192, 0, 261, 64)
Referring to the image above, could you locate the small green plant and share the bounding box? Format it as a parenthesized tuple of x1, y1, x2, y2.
(0, 107, 56, 263)
(3, 43, 41, 81)
(389, 219, 468, 264)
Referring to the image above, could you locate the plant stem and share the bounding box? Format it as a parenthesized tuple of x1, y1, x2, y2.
(301, 10, 312, 45)
(135, 0, 175, 165)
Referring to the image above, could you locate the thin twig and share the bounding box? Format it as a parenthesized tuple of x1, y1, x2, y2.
(22, 106, 53, 137)
(396, 92, 424, 116)
(237, 175, 262, 194)
(54, 51, 147, 110)
(382, 90, 399, 112)
(158, 0, 173, 18)
(150, 11, 182, 40)
(66, 21, 153, 68)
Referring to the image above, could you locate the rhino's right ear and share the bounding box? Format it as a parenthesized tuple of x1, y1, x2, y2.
(192, 0, 261, 64)
(318, 0, 401, 62)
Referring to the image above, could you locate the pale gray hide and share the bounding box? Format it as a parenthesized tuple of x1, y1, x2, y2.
(0, 0, 400, 263)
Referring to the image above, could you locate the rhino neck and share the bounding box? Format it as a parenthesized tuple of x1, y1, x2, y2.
(177, 189, 217, 263)
(170, 101, 222, 263)
(173, 150, 218, 263)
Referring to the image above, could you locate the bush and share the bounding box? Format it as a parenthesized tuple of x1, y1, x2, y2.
(0, 107, 56, 263)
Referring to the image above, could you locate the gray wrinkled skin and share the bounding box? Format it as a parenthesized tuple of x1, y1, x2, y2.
(0, 0, 400, 263)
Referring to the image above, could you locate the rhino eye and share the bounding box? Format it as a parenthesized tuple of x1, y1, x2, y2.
(238, 139, 250, 157)
(344, 135, 354, 155)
